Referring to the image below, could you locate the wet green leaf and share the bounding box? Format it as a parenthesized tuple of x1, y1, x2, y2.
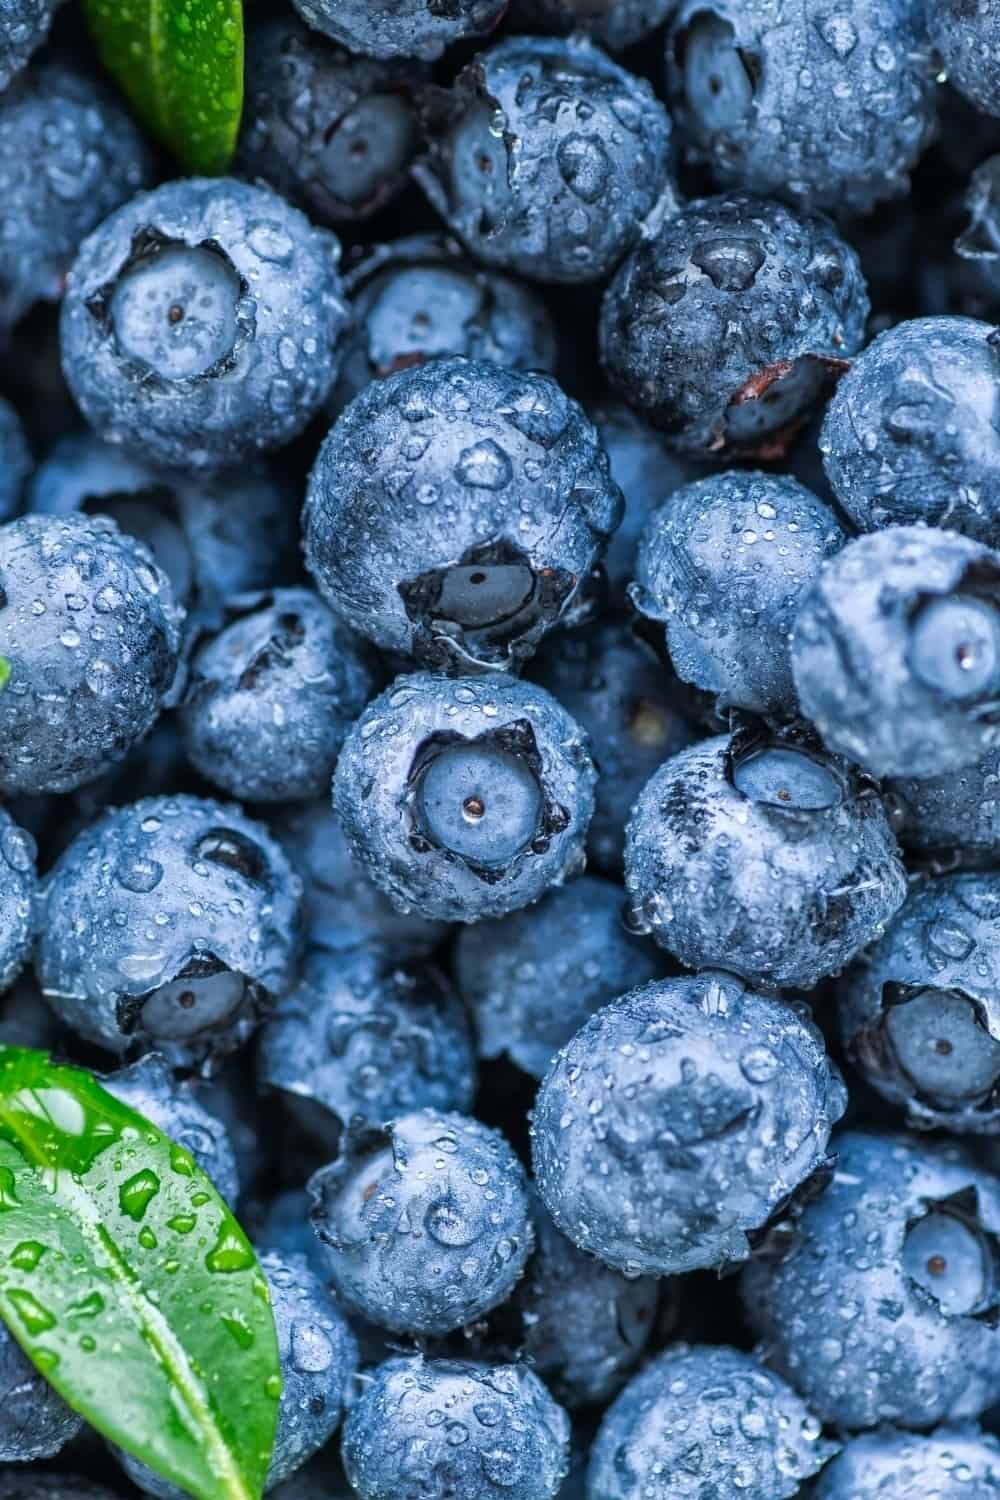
(0, 1046, 279, 1500)
(82, 0, 244, 175)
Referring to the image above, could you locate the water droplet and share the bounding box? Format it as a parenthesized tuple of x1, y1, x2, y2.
(10, 1241, 46, 1271)
(119, 1168, 160, 1222)
(205, 1225, 254, 1274)
(8, 1288, 56, 1335)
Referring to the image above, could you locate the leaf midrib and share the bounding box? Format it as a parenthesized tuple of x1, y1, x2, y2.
(0, 1100, 252, 1500)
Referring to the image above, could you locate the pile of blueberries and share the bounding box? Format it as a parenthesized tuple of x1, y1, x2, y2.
(11, 0, 1000, 1495)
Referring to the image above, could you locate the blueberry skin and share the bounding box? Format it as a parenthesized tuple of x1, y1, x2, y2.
(180, 589, 379, 805)
(239, 20, 427, 226)
(415, 35, 677, 286)
(341, 1355, 570, 1500)
(0, 398, 29, 521)
(532, 971, 847, 1277)
(666, 0, 937, 216)
(101, 1053, 240, 1202)
(0, 1320, 82, 1462)
(507, 0, 673, 52)
(623, 729, 907, 989)
(28, 433, 299, 633)
(270, 799, 448, 958)
(599, 194, 869, 459)
(631, 471, 847, 718)
(588, 1344, 835, 1500)
(586, 401, 701, 602)
(820, 318, 1000, 545)
(329, 234, 559, 420)
(305, 357, 623, 673)
(60, 178, 351, 471)
(117, 1250, 358, 1497)
(258, 943, 476, 1153)
(791, 526, 1000, 779)
(0, 810, 35, 996)
(887, 746, 1000, 868)
(743, 1129, 1000, 1428)
(527, 619, 698, 874)
(0, 63, 153, 335)
(333, 671, 596, 923)
(0, 0, 60, 90)
(815, 1426, 1000, 1498)
(309, 1108, 532, 1335)
(931, 0, 1000, 118)
(0, 1477, 124, 1500)
(838, 872, 1000, 1133)
(956, 157, 1000, 304)
(290, 0, 505, 61)
(37, 794, 303, 1073)
(0, 514, 185, 797)
(454, 875, 667, 1080)
(484, 1192, 661, 1410)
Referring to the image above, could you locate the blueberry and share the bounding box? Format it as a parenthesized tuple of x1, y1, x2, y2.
(623, 726, 906, 989)
(238, 20, 427, 226)
(101, 1053, 240, 1202)
(60, 178, 351, 471)
(454, 875, 667, 1080)
(180, 589, 379, 805)
(0, 63, 153, 335)
(270, 799, 448, 958)
(195, 1062, 266, 1202)
(290, 0, 506, 60)
(886, 745, 1000, 869)
(956, 157, 1000, 306)
(0, 398, 30, 521)
(304, 357, 622, 673)
(341, 1355, 570, 1500)
(507, 0, 674, 52)
(0, 0, 61, 90)
(116, 1250, 358, 1496)
(0, 1478, 124, 1500)
(630, 471, 847, 718)
(586, 400, 701, 602)
(309, 1108, 532, 1335)
(28, 432, 299, 632)
(0, 514, 185, 797)
(0, 810, 35, 996)
(258, 943, 476, 1153)
(527, 619, 698, 874)
(666, 0, 937, 216)
(930, 0, 1000, 119)
(415, 35, 677, 286)
(599, 194, 869, 458)
(532, 970, 846, 1276)
(0, 974, 58, 1051)
(588, 1344, 835, 1500)
(333, 671, 596, 923)
(838, 872, 1000, 1133)
(820, 318, 1000, 544)
(743, 1129, 1000, 1428)
(792, 525, 1000, 779)
(37, 794, 302, 1074)
(482, 1190, 661, 1409)
(329, 233, 559, 420)
(815, 1426, 1000, 1498)
(0, 1320, 82, 1462)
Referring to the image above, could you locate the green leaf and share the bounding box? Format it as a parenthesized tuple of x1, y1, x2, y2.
(82, 0, 244, 176)
(0, 1046, 280, 1500)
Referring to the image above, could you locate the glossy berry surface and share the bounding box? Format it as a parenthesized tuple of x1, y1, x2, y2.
(60, 177, 350, 470)
(415, 35, 677, 286)
(309, 1108, 532, 1335)
(341, 1355, 570, 1500)
(532, 970, 846, 1276)
(743, 1130, 1000, 1429)
(623, 727, 907, 988)
(333, 671, 596, 923)
(305, 357, 622, 673)
(600, 195, 868, 458)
